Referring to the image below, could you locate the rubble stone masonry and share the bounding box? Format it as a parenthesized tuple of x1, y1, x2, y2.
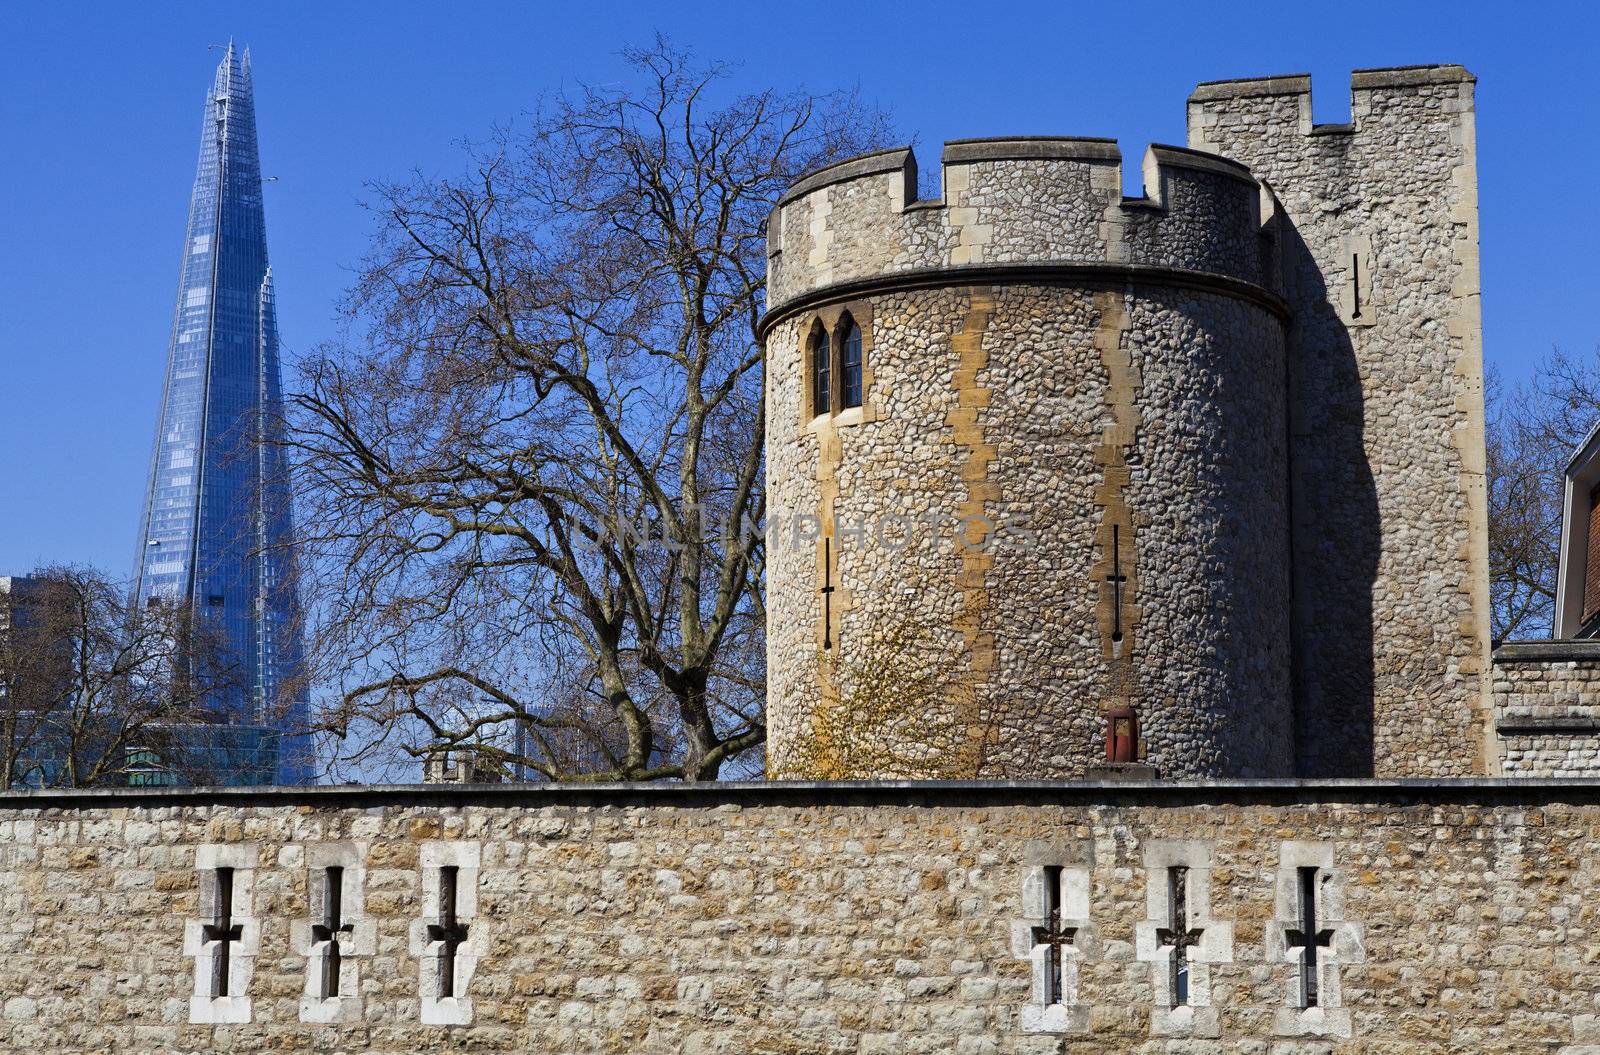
(1492, 642, 1600, 775)
(1188, 67, 1492, 777)
(2, 782, 1600, 1053)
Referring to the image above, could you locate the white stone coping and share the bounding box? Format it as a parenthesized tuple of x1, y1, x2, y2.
(1188, 65, 1472, 105)
(1492, 640, 1600, 663)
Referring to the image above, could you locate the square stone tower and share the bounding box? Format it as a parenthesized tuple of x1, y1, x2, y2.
(1188, 66, 1492, 776)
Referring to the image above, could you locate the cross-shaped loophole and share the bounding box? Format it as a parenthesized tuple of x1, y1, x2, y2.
(1104, 525, 1128, 643)
(1030, 865, 1078, 1005)
(311, 866, 354, 998)
(820, 536, 835, 650)
(202, 867, 244, 998)
(1287, 866, 1334, 1008)
(426, 865, 470, 999)
(1155, 866, 1205, 1007)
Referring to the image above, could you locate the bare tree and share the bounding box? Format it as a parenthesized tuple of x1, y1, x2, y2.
(1487, 350, 1600, 640)
(0, 565, 240, 787)
(286, 39, 892, 781)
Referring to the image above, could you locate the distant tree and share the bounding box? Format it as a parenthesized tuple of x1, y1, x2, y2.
(0, 565, 238, 787)
(286, 38, 893, 781)
(1487, 350, 1600, 640)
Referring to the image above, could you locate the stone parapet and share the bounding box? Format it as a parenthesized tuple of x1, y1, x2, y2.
(766, 137, 1274, 315)
(1188, 65, 1474, 134)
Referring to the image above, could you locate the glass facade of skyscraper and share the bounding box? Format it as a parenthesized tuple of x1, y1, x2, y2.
(132, 45, 310, 784)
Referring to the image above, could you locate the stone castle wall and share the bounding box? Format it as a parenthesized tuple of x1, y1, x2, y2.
(3, 782, 1600, 1053)
(1492, 642, 1600, 775)
(763, 139, 1291, 780)
(1187, 66, 1493, 778)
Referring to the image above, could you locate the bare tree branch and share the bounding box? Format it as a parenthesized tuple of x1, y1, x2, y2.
(287, 37, 893, 781)
(1486, 349, 1600, 640)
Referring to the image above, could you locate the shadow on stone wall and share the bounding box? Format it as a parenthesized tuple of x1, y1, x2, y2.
(1278, 218, 1380, 777)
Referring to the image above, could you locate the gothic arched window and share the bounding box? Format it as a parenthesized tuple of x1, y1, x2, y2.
(810, 323, 831, 417)
(839, 316, 863, 410)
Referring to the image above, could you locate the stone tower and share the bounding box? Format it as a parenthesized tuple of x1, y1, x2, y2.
(763, 139, 1295, 779)
(762, 66, 1490, 781)
(1187, 66, 1491, 777)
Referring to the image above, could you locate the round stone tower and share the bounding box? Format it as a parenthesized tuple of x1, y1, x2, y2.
(762, 137, 1293, 780)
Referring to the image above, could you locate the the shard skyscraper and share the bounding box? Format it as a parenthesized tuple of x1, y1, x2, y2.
(132, 45, 309, 785)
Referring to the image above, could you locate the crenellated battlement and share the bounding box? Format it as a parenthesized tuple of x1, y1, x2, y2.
(765, 136, 1275, 317)
(1187, 64, 1475, 147)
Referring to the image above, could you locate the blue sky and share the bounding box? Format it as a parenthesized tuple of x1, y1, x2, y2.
(1, 0, 1595, 576)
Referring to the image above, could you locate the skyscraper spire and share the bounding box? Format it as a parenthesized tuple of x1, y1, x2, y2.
(133, 46, 309, 785)
(212, 41, 236, 102)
